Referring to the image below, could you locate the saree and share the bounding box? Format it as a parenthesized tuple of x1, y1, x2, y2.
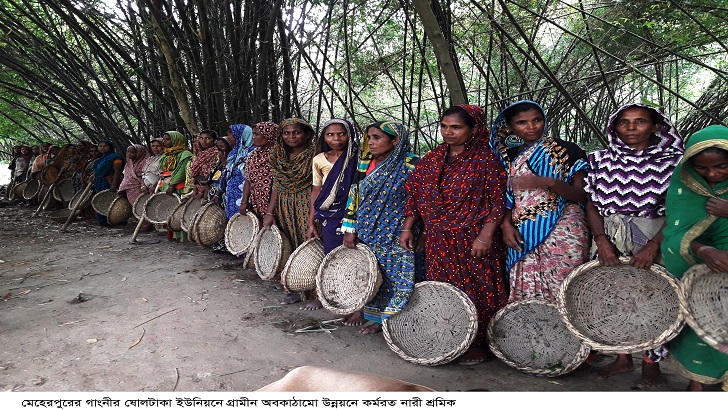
(270, 118, 315, 248)
(490, 100, 589, 302)
(159, 131, 192, 194)
(222, 124, 255, 219)
(342, 121, 421, 323)
(244, 121, 278, 217)
(662, 125, 728, 387)
(405, 104, 508, 347)
(313, 118, 359, 253)
(118, 144, 149, 206)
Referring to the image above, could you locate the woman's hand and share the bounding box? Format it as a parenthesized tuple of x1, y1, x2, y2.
(109, 186, 118, 193)
(630, 240, 660, 269)
(415, 232, 426, 253)
(343, 232, 357, 249)
(511, 175, 554, 191)
(165, 186, 174, 196)
(501, 221, 523, 251)
(700, 247, 728, 272)
(262, 214, 275, 229)
(706, 198, 728, 218)
(306, 223, 319, 240)
(399, 231, 415, 251)
(471, 236, 493, 258)
(594, 235, 620, 266)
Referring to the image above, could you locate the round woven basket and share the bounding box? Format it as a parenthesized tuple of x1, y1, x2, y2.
(48, 209, 74, 223)
(254, 226, 293, 280)
(91, 190, 117, 217)
(181, 198, 203, 233)
(192, 203, 227, 246)
(132, 193, 151, 219)
(68, 188, 93, 210)
(188, 208, 201, 243)
(144, 193, 181, 224)
(8, 181, 24, 200)
(225, 212, 261, 256)
(280, 238, 325, 292)
(168, 199, 186, 232)
(22, 179, 41, 200)
(107, 196, 132, 225)
(316, 243, 382, 315)
(52, 179, 74, 202)
(243, 232, 258, 269)
(680, 264, 728, 354)
(382, 281, 478, 366)
(488, 299, 590, 376)
(556, 258, 684, 353)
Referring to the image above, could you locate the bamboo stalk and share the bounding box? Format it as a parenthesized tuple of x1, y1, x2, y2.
(61, 181, 93, 232)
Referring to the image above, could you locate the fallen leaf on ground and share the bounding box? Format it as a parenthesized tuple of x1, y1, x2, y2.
(129, 328, 145, 349)
(86, 339, 98, 344)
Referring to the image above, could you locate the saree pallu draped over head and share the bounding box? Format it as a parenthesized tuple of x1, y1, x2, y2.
(118, 144, 149, 205)
(270, 118, 316, 194)
(221, 124, 255, 219)
(92, 140, 124, 193)
(244, 121, 279, 217)
(489, 100, 589, 273)
(586, 103, 684, 218)
(314, 119, 359, 220)
(341, 121, 417, 246)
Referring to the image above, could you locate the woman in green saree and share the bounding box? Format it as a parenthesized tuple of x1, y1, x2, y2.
(662, 124, 728, 391)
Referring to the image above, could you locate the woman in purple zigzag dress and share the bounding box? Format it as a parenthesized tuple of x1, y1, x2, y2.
(584, 103, 684, 388)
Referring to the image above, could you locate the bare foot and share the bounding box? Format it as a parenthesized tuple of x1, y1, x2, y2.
(457, 347, 488, 366)
(359, 323, 382, 335)
(635, 361, 667, 390)
(597, 354, 635, 379)
(340, 310, 364, 327)
(686, 380, 705, 391)
(300, 299, 322, 311)
(280, 293, 302, 305)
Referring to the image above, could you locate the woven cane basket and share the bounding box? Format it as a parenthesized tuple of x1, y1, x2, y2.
(225, 212, 261, 256)
(488, 299, 590, 376)
(280, 238, 325, 292)
(91, 190, 117, 216)
(192, 204, 227, 247)
(22, 179, 41, 200)
(254, 226, 293, 280)
(53, 179, 74, 202)
(132, 193, 151, 219)
(243, 233, 257, 269)
(188, 208, 201, 243)
(181, 198, 203, 233)
(144, 193, 180, 224)
(10, 181, 27, 200)
(383, 281, 478, 366)
(316, 243, 382, 315)
(168, 200, 186, 232)
(48, 209, 74, 223)
(107, 196, 132, 225)
(556, 258, 684, 353)
(680, 264, 728, 354)
(68, 188, 92, 210)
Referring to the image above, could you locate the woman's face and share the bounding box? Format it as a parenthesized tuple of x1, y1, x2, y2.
(216, 139, 230, 157)
(692, 150, 728, 186)
(282, 124, 308, 149)
(368, 127, 397, 158)
(89, 146, 98, 157)
(127, 146, 137, 161)
(150, 141, 164, 155)
(21, 147, 30, 155)
(323, 123, 348, 152)
(614, 107, 659, 150)
(32, 146, 41, 156)
(66, 145, 77, 156)
(252, 128, 270, 147)
(440, 114, 474, 147)
(162, 134, 173, 148)
(49, 146, 60, 157)
(97, 142, 110, 154)
(198, 132, 215, 149)
(226, 131, 236, 147)
(507, 108, 545, 144)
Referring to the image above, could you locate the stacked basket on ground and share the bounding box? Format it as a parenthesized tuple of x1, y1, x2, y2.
(144, 193, 181, 225)
(253, 225, 292, 280)
(280, 238, 324, 293)
(225, 212, 260, 256)
(91, 189, 132, 225)
(190, 203, 227, 246)
(53, 179, 74, 203)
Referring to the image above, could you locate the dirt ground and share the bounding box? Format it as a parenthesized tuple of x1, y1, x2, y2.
(0, 203, 694, 392)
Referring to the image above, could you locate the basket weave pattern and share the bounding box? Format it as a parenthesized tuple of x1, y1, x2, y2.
(556, 258, 684, 353)
(91, 190, 117, 216)
(225, 212, 260, 256)
(254, 226, 292, 280)
(68, 188, 93, 210)
(382, 281, 478, 366)
(144, 193, 180, 224)
(316, 244, 382, 315)
(107, 196, 132, 225)
(132, 193, 151, 219)
(168, 200, 186, 232)
(280, 238, 324, 292)
(192, 204, 227, 246)
(23, 179, 41, 200)
(181, 199, 203, 233)
(680, 264, 728, 354)
(488, 299, 589, 376)
(53, 179, 74, 202)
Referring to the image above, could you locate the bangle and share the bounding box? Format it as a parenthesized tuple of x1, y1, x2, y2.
(400, 229, 412, 232)
(647, 239, 661, 246)
(475, 237, 491, 244)
(696, 245, 715, 257)
(594, 233, 608, 239)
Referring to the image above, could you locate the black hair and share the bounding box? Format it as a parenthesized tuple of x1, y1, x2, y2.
(441, 106, 476, 128)
(216, 137, 231, 149)
(616, 106, 664, 127)
(689, 147, 728, 165)
(366, 121, 398, 141)
(200, 129, 218, 139)
(503, 102, 543, 125)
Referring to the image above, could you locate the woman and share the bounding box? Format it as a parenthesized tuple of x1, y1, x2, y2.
(12, 146, 32, 184)
(585, 104, 684, 386)
(401, 105, 508, 365)
(263, 118, 316, 305)
(141, 138, 164, 194)
(160, 131, 193, 240)
(662, 124, 728, 392)
(209, 137, 232, 203)
(241, 121, 278, 218)
(118, 144, 150, 207)
(190, 130, 219, 200)
(221, 124, 256, 220)
(491, 100, 589, 302)
(91, 140, 124, 226)
(342, 121, 420, 333)
(43, 144, 77, 184)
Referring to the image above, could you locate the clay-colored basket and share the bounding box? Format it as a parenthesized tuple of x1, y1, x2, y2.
(316, 243, 382, 315)
(225, 212, 261, 256)
(280, 238, 325, 292)
(107, 196, 133, 225)
(192, 203, 227, 247)
(254, 226, 293, 280)
(680, 264, 728, 354)
(91, 189, 117, 217)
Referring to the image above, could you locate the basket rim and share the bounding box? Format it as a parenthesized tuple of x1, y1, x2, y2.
(556, 257, 685, 353)
(488, 298, 590, 376)
(91, 189, 117, 216)
(254, 225, 288, 280)
(68, 187, 93, 210)
(132, 193, 151, 219)
(192, 203, 226, 246)
(181, 198, 203, 233)
(107, 196, 132, 225)
(22, 179, 41, 199)
(52, 179, 73, 202)
(679, 264, 728, 354)
(382, 280, 478, 366)
(280, 238, 324, 292)
(144, 192, 181, 224)
(224, 211, 260, 256)
(167, 199, 187, 232)
(315, 243, 381, 315)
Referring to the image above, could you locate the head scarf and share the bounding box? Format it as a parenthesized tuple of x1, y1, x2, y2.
(92, 140, 124, 192)
(226, 124, 255, 173)
(271, 118, 316, 193)
(161, 131, 188, 171)
(118, 144, 149, 191)
(190, 138, 218, 180)
(241, 122, 279, 216)
(314, 119, 360, 217)
(585, 103, 684, 218)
